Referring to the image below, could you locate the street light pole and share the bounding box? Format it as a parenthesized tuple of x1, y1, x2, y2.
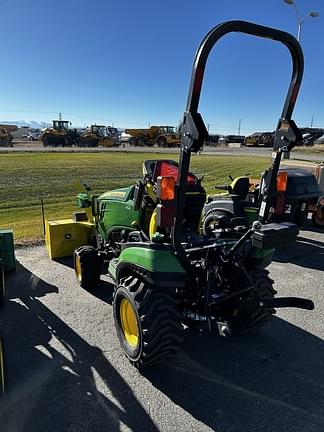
(283, 0, 319, 42)
(282, 0, 319, 159)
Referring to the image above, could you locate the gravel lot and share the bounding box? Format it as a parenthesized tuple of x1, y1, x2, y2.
(1, 227, 324, 432)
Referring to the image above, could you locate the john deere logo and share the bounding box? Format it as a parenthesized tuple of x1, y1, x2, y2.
(64, 233, 72, 240)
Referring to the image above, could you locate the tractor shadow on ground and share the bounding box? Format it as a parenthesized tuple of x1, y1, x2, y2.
(5, 261, 59, 299)
(144, 319, 324, 432)
(0, 263, 158, 432)
(273, 234, 324, 271)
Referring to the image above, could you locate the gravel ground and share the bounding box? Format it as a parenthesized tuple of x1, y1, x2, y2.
(1, 227, 324, 432)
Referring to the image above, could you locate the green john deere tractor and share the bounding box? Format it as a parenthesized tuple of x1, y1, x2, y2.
(74, 21, 314, 369)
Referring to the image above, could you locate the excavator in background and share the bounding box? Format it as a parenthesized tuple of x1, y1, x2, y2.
(125, 125, 181, 147)
(0, 124, 18, 147)
(244, 132, 274, 147)
(79, 125, 121, 147)
(41, 119, 79, 147)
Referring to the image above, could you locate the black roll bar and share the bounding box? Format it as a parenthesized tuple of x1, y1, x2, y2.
(186, 20, 303, 118)
(173, 20, 304, 251)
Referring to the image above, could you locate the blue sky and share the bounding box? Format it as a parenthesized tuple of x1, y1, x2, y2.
(0, 0, 323, 134)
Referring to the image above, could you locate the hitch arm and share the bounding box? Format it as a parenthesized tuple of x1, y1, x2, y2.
(237, 296, 314, 311)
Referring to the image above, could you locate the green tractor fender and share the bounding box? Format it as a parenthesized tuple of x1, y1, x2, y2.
(109, 244, 187, 288)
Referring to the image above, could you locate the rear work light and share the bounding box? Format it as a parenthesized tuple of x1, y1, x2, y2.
(156, 203, 175, 227)
(277, 171, 288, 192)
(156, 175, 176, 227)
(157, 176, 175, 201)
(274, 193, 286, 214)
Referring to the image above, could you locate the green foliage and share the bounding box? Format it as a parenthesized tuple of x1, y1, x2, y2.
(0, 152, 269, 243)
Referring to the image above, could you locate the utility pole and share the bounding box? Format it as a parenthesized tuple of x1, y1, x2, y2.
(310, 116, 314, 128)
(238, 118, 241, 136)
(59, 112, 62, 121)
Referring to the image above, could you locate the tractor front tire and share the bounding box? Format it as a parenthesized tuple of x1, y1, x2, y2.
(136, 137, 147, 146)
(73, 246, 100, 290)
(157, 137, 167, 147)
(113, 275, 183, 368)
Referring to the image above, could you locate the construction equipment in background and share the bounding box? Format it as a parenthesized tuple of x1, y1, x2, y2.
(79, 125, 121, 147)
(299, 128, 324, 146)
(244, 132, 274, 147)
(124, 125, 181, 147)
(0, 124, 18, 147)
(41, 119, 80, 147)
(221, 134, 246, 145)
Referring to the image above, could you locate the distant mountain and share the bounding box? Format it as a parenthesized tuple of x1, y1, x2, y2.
(0, 120, 50, 129)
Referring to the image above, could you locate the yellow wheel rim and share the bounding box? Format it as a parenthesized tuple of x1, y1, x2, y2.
(149, 208, 158, 240)
(0, 338, 4, 394)
(120, 298, 139, 347)
(75, 255, 82, 282)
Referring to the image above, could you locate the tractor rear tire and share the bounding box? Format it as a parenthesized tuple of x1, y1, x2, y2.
(157, 137, 167, 148)
(113, 275, 183, 368)
(42, 136, 49, 147)
(0, 335, 5, 396)
(73, 246, 100, 290)
(136, 137, 147, 146)
(0, 261, 5, 309)
(233, 269, 276, 331)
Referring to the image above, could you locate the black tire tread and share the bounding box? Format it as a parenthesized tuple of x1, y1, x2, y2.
(233, 269, 276, 331)
(114, 275, 183, 368)
(74, 246, 100, 290)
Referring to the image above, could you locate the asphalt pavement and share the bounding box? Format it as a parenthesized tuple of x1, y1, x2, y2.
(0, 226, 324, 432)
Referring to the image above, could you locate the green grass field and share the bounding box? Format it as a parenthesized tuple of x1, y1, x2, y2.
(0, 152, 270, 244)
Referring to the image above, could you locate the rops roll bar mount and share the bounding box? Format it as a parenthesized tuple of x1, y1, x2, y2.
(173, 21, 304, 250)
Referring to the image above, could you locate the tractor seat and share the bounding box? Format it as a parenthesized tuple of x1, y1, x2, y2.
(230, 177, 250, 200)
(142, 159, 206, 239)
(143, 159, 198, 186)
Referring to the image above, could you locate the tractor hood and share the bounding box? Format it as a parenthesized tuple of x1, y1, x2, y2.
(99, 185, 135, 202)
